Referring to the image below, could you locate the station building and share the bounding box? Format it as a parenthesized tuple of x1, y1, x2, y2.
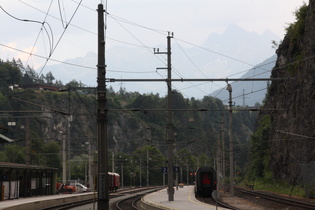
(0, 162, 57, 201)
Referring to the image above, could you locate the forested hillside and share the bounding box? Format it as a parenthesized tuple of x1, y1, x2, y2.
(0, 58, 258, 185)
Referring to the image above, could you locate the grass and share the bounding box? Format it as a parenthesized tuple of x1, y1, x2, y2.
(240, 180, 305, 198)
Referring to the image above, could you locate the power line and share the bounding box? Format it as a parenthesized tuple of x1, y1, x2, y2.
(26, 1, 54, 68)
(58, 0, 66, 28)
(13, 0, 271, 78)
(108, 17, 186, 96)
(0, 4, 54, 58)
(0, 43, 157, 74)
(37, 0, 83, 76)
(174, 37, 258, 69)
(108, 14, 168, 35)
(173, 39, 225, 93)
(276, 130, 315, 140)
(4, 0, 314, 101)
(108, 78, 293, 82)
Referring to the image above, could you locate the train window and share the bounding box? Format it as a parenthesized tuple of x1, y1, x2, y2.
(201, 173, 210, 184)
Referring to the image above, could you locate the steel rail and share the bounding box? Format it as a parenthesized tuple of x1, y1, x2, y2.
(235, 187, 315, 209)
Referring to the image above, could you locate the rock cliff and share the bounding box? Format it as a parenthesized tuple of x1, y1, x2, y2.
(263, 1, 315, 184)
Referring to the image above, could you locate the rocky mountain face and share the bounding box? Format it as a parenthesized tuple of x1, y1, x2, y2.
(262, 1, 315, 184)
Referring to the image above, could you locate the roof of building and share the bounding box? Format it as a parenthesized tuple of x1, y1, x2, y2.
(0, 134, 14, 143)
(0, 162, 58, 171)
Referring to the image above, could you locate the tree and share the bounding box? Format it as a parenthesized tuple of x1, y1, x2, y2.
(246, 115, 271, 180)
(0, 144, 25, 163)
(45, 71, 55, 84)
(44, 141, 62, 171)
(66, 79, 85, 88)
(0, 59, 22, 88)
(22, 66, 39, 85)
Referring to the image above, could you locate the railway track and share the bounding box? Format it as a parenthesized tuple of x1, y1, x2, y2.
(114, 193, 143, 210)
(235, 187, 315, 209)
(196, 193, 236, 209)
(111, 186, 163, 210)
(40, 186, 162, 210)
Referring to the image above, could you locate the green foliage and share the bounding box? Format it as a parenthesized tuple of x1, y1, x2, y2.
(245, 115, 271, 181)
(0, 144, 25, 163)
(66, 79, 85, 88)
(0, 59, 23, 88)
(71, 154, 89, 181)
(44, 141, 62, 169)
(285, 3, 307, 41)
(248, 179, 305, 198)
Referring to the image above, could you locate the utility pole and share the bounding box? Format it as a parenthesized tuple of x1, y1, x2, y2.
(67, 115, 71, 181)
(25, 118, 30, 166)
(147, 149, 149, 187)
(226, 83, 234, 196)
(242, 89, 245, 107)
(88, 142, 93, 191)
(216, 125, 221, 190)
(166, 33, 174, 201)
(155, 32, 174, 201)
(121, 162, 124, 188)
(112, 152, 115, 173)
(62, 133, 66, 184)
(186, 163, 189, 186)
(97, 3, 109, 210)
(221, 113, 225, 179)
(66, 85, 72, 182)
(140, 156, 142, 187)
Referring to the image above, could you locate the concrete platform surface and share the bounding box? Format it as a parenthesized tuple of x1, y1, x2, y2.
(142, 186, 228, 210)
(0, 192, 95, 210)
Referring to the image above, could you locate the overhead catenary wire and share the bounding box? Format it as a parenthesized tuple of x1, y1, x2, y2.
(105, 8, 274, 97)
(0, 0, 273, 72)
(37, 0, 83, 76)
(108, 15, 186, 96)
(173, 39, 223, 95)
(0, 43, 156, 74)
(1, 1, 273, 74)
(19, 0, 159, 49)
(57, 0, 271, 98)
(2, 0, 311, 100)
(0, 4, 54, 59)
(58, 0, 66, 28)
(27, 1, 54, 68)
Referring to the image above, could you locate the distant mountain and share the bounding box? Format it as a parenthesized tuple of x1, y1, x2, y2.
(202, 24, 279, 68)
(211, 55, 277, 106)
(38, 24, 280, 99)
(40, 51, 97, 86)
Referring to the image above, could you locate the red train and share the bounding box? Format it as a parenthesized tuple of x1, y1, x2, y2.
(195, 167, 217, 197)
(108, 172, 120, 192)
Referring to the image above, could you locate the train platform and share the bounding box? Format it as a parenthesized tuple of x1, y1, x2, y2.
(0, 192, 95, 210)
(141, 185, 228, 210)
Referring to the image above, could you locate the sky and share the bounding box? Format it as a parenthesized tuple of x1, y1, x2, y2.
(0, 0, 306, 98)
